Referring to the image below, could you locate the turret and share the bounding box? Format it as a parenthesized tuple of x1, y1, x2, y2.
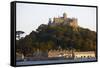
(48, 18, 52, 25)
(63, 12, 67, 19)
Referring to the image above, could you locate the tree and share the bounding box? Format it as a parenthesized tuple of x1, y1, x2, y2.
(16, 35, 33, 57)
(16, 31, 25, 40)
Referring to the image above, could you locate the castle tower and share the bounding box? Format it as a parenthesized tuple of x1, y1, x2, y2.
(48, 18, 52, 25)
(63, 12, 67, 19)
(69, 18, 78, 31)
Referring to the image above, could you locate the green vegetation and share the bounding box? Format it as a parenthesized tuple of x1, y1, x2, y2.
(16, 24, 96, 56)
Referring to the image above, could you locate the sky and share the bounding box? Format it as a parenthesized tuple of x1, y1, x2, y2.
(16, 3, 96, 36)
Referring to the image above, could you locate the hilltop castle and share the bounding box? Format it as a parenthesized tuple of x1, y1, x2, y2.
(48, 12, 78, 31)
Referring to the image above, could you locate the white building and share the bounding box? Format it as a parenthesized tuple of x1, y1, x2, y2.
(74, 51, 95, 58)
(48, 50, 96, 59)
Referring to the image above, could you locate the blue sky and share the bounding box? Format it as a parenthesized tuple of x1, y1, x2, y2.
(16, 3, 96, 35)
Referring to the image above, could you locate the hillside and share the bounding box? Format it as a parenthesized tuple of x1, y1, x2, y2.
(16, 24, 96, 56)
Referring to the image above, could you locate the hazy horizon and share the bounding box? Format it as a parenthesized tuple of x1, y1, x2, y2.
(16, 3, 96, 36)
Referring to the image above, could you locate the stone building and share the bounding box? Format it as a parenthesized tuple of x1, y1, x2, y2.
(74, 51, 96, 58)
(48, 50, 96, 59)
(48, 12, 78, 31)
(48, 49, 74, 58)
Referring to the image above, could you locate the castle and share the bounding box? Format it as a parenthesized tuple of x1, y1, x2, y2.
(48, 12, 78, 31)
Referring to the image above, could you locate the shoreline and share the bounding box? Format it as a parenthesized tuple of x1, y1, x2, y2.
(16, 58, 96, 65)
